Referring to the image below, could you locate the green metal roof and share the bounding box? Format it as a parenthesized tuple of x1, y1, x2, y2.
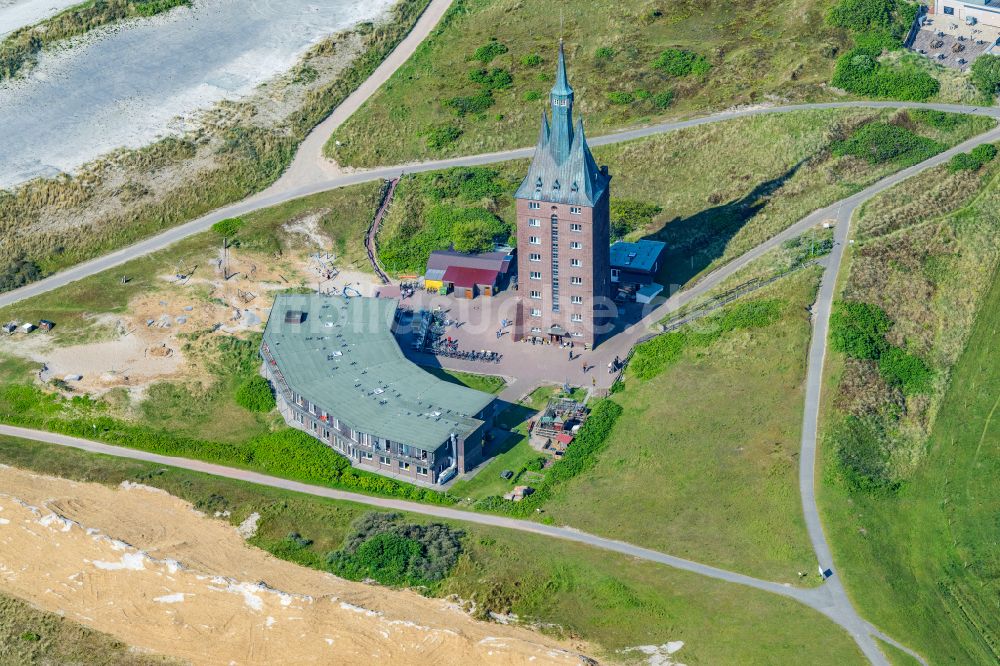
(262, 293, 493, 452)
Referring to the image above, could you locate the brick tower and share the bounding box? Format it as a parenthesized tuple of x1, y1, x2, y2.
(513, 40, 612, 346)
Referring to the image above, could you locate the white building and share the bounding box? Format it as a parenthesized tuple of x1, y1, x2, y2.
(936, 0, 1000, 29)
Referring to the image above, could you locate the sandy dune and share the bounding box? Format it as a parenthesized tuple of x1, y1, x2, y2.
(0, 466, 592, 665)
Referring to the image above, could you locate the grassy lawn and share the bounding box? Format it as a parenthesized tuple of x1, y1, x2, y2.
(542, 271, 821, 585)
(0, 436, 865, 665)
(0, 592, 173, 665)
(816, 146, 1000, 664)
(448, 435, 541, 501)
(329, 0, 855, 167)
(419, 366, 506, 394)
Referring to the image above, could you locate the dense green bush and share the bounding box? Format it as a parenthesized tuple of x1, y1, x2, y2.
(0, 256, 42, 292)
(653, 49, 711, 76)
(594, 46, 615, 61)
(970, 54, 1000, 99)
(326, 512, 464, 587)
(473, 40, 508, 64)
(947, 143, 998, 172)
(826, 0, 917, 50)
(831, 47, 939, 101)
(878, 346, 932, 394)
(830, 301, 891, 359)
(520, 53, 542, 67)
(610, 199, 663, 238)
(469, 67, 513, 91)
(424, 124, 462, 150)
(379, 203, 511, 272)
(523, 90, 542, 102)
(910, 109, 964, 129)
(234, 376, 276, 413)
(832, 122, 943, 165)
(652, 90, 674, 109)
(607, 91, 634, 105)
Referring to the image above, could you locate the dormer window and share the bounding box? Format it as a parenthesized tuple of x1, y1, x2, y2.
(552, 180, 560, 190)
(535, 177, 542, 188)
(571, 181, 578, 192)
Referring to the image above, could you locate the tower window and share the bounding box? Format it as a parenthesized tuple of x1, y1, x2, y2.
(571, 314, 583, 322)
(530, 290, 542, 299)
(528, 218, 541, 227)
(529, 253, 541, 261)
(570, 258, 582, 267)
(571, 276, 583, 285)
(570, 223, 583, 232)
(528, 201, 541, 210)
(571, 295, 583, 304)
(570, 206, 581, 214)
(529, 236, 541, 245)
(570, 241, 582, 249)
(530, 308, 542, 317)
(530, 271, 542, 279)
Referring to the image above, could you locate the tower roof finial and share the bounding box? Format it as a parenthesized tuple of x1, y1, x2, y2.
(552, 39, 573, 97)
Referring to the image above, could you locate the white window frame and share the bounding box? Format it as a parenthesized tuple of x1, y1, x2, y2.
(528, 218, 541, 227)
(530, 308, 542, 317)
(570, 258, 582, 267)
(529, 236, 541, 245)
(569, 241, 582, 249)
(529, 290, 542, 299)
(529, 252, 541, 262)
(530, 327, 543, 333)
(400, 461, 411, 471)
(571, 331, 584, 338)
(570, 206, 582, 214)
(529, 271, 542, 280)
(571, 295, 583, 304)
(571, 313, 583, 322)
(416, 466, 428, 476)
(528, 201, 541, 210)
(570, 223, 583, 232)
(379, 455, 390, 465)
(570, 276, 583, 285)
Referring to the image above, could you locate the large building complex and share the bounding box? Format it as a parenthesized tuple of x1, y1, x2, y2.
(260, 293, 496, 485)
(513, 41, 612, 346)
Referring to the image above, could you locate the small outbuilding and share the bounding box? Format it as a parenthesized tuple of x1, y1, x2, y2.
(38, 319, 55, 331)
(2, 322, 16, 334)
(20, 322, 35, 333)
(442, 266, 500, 299)
(423, 249, 514, 296)
(610, 239, 666, 286)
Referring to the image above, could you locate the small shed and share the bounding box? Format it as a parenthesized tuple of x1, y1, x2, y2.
(442, 266, 499, 299)
(20, 322, 35, 333)
(38, 319, 55, 331)
(610, 240, 667, 286)
(423, 268, 447, 292)
(2, 322, 15, 334)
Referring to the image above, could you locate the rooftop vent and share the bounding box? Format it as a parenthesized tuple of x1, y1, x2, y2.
(284, 310, 305, 324)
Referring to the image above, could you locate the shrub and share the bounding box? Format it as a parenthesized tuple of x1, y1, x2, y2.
(20, 632, 41, 642)
(951, 143, 999, 171)
(520, 53, 542, 67)
(523, 90, 542, 102)
(652, 90, 674, 109)
(211, 216, 244, 237)
(831, 122, 943, 165)
(468, 67, 513, 91)
(452, 218, 499, 253)
(910, 109, 964, 129)
(0, 255, 42, 292)
(444, 92, 494, 116)
(830, 301, 891, 359)
(326, 512, 464, 587)
(610, 199, 662, 238)
(878, 346, 932, 394)
(473, 40, 508, 64)
(970, 53, 1000, 99)
(234, 375, 275, 413)
(653, 49, 711, 76)
(607, 91, 634, 105)
(972, 143, 998, 163)
(831, 47, 939, 101)
(594, 46, 615, 61)
(425, 124, 462, 150)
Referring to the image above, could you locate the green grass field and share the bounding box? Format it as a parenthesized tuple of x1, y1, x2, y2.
(0, 436, 865, 665)
(328, 0, 855, 167)
(0, 592, 174, 665)
(419, 366, 506, 393)
(543, 271, 821, 585)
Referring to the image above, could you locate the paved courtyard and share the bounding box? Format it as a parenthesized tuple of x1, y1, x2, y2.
(393, 287, 656, 400)
(912, 17, 1000, 70)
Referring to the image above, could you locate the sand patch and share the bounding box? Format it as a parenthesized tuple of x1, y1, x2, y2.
(0, 466, 592, 665)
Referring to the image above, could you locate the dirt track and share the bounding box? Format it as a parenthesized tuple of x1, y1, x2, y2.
(0, 466, 591, 665)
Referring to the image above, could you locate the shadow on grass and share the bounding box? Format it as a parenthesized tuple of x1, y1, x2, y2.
(650, 159, 807, 289)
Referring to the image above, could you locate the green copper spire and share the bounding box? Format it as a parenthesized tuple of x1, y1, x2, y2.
(552, 38, 573, 97)
(549, 39, 575, 164)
